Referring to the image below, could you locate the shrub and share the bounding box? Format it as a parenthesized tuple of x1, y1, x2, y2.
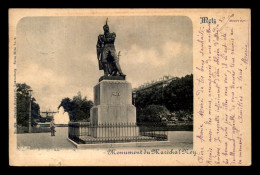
(137, 105, 170, 123)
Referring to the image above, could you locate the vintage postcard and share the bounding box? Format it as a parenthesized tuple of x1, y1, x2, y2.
(9, 9, 251, 166)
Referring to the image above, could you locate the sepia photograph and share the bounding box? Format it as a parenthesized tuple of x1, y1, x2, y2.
(15, 16, 193, 150)
(9, 9, 251, 166)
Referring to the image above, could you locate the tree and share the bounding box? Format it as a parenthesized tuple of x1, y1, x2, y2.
(134, 74, 193, 123)
(16, 83, 41, 127)
(58, 92, 94, 122)
(137, 105, 170, 123)
(163, 74, 193, 112)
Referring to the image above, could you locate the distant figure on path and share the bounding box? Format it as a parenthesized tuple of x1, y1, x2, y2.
(50, 119, 56, 136)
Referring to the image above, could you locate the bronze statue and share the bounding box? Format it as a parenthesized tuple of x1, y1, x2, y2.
(96, 18, 125, 77)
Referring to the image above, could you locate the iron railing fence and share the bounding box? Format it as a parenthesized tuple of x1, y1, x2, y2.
(68, 122, 168, 144)
(137, 122, 168, 140)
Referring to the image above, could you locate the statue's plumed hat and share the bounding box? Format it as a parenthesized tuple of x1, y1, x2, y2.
(103, 18, 109, 29)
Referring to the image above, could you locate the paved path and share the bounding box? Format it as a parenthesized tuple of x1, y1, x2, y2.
(17, 127, 75, 150)
(17, 127, 192, 150)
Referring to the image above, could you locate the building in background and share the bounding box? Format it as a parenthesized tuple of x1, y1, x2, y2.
(132, 75, 177, 99)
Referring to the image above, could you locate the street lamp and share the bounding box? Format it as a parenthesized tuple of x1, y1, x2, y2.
(28, 89, 32, 133)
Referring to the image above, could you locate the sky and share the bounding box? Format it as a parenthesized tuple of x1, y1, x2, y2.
(16, 16, 193, 112)
(53, 107, 70, 124)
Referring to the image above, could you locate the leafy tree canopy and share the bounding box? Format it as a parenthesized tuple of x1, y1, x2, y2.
(135, 74, 193, 113)
(137, 105, 170, 123)
(58, 91, 93, 122)
(16, 83, 41, 127)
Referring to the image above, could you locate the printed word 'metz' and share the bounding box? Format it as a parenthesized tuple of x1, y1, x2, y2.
(200, 17, 216, 24)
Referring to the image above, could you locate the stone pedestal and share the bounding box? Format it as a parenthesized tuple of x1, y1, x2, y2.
(90, 80, 138, 138)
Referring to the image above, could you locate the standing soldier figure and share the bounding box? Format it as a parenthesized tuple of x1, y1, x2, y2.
(96, 18, 125, 76)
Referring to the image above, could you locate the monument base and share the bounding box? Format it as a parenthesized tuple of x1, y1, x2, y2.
(90, 105, 136, 125)
(67, 137, 171, 149)
(90, 79, 137, 138)
(99, 75, 126, 82)
(76, 79, 169, 147)
(89, 124, 139, 138)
